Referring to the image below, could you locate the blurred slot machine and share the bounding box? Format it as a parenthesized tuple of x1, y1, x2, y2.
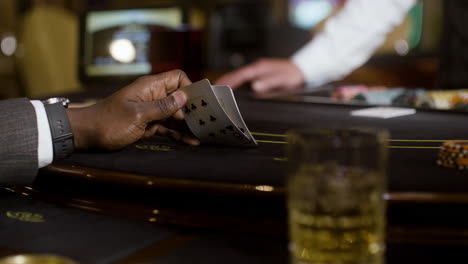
(80, 6, 202, 83)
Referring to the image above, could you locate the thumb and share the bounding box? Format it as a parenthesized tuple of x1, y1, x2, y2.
(141, 91, 187, 122)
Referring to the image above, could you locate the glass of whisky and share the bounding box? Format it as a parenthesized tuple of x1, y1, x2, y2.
(286, 127, 389, 264)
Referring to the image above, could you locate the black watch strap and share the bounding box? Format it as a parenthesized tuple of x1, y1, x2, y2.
(44, 103, 74, 162)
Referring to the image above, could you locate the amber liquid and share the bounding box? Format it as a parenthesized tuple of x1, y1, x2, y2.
(288, 166, 385, 264)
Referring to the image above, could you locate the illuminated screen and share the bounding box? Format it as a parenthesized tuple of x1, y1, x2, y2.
(83, 8, 183, 77)
(289, 0, 341, 30)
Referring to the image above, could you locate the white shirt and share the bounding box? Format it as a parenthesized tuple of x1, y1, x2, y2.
(30, 100, 53, 168)
(292, 0, 418, 87)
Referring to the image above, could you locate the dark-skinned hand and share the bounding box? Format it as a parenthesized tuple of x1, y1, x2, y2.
(66, 70, 200, 151)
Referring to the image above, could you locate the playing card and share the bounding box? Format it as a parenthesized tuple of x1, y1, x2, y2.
(181, 79, 258, 147)
(212, 85, 256, 142)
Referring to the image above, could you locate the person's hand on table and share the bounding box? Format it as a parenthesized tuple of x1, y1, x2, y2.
(67, 69, 200, 151)
(215, 58, 305, 93)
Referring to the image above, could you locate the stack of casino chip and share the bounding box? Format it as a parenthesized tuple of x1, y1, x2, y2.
(450, 93, 468, 111)
(437, 140, 468, 170)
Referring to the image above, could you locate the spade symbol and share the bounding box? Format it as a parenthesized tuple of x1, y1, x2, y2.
(210, 115, 217, 122)
(226, 125, 234, 131)
(191, 104, 197, 110)
(239, 127, 245, 133)
(199, 119, 206, 126)
(184, 106, 191, 114)
(201, 100, 208, 107)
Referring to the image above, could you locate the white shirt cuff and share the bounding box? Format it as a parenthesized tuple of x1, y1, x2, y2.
(30, 100, 53, 168)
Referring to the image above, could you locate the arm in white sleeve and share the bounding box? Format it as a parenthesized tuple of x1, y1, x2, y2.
(292, 0, 418, 87)
(30, 100, 53, 168)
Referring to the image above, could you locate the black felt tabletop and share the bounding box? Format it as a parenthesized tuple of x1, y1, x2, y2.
(60, 96, 468, 193)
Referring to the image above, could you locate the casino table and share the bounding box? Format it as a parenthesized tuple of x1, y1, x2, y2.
(43, 90, 468, 195)
(3, 90, 468, 263)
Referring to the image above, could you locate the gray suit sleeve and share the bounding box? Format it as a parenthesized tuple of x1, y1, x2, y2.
(0, 98, 39, 185)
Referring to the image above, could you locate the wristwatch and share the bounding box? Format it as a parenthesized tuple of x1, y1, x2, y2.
(42, 97, 74, 162)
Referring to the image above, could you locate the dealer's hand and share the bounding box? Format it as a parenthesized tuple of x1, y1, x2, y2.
(215, 58, 305, 93)
(67, 69, 200, 150)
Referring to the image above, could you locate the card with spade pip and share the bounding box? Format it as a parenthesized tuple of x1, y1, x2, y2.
(180, 79, 258, 147)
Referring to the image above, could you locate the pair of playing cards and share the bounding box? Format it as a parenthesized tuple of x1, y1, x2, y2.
(180, 79, 258, 147)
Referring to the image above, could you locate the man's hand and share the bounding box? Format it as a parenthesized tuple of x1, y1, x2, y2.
(215, 58, 305, 93)
(67, 70, 200, 150)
